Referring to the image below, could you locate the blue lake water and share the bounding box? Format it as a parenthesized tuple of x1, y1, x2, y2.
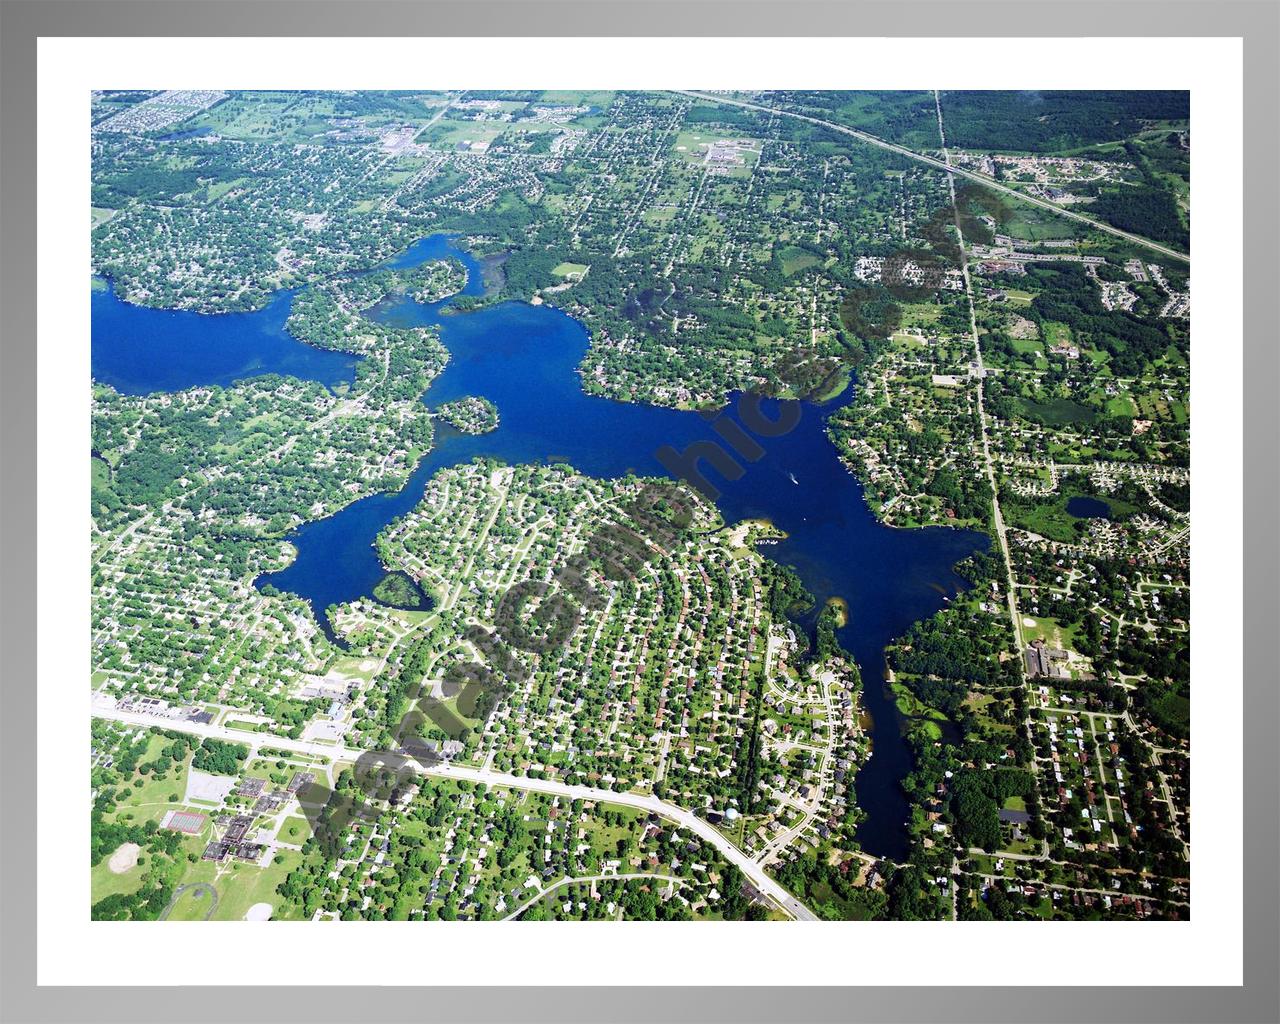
(92, 233, 987, 860)
(1066, 495, 1112, 519)
(92, 283, 359, 395)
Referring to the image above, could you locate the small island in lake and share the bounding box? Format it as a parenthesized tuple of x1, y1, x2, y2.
(88, 88, 1192, 925)
(435, 396, 499, 435)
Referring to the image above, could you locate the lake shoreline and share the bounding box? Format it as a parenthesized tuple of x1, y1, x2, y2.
(94, 231, 987, 861)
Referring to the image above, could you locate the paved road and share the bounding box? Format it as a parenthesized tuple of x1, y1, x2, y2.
(973, 873, 1189, 909)
(502, 871, 676, 921)
(933, 90, 1045, 779)
(673, 91, 1190, 264)
(91, 698, 819, 921)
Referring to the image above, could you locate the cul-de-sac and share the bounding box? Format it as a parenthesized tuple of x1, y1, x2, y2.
(90, 89, 1190, 922)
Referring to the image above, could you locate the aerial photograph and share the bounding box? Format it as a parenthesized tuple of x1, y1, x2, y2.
(89, 88, 1190, 923)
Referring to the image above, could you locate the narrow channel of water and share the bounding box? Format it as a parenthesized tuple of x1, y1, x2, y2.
(92, 233, 987, 859)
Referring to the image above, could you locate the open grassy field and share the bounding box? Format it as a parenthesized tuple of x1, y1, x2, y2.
(1022, 614, 1084, 653)
(1003, 333, 1047, 363)
(105, 737, 192, 827)
(1016, 396, 1098, 427)
(1104, 394, 1137, 417)
(91, 852, 146, 902)
(205, 177, 250, 203)
(899, 302, 943, 329)
(537, 90, 616, 109)
(92, 454, 112, 488)
(189, 92, 345, 142)
(1000, 201, 1081, 242)
(1042, 321, 1073, 348)
(205, 850, 305, 921)
(328, 654, 381, 683)
(778, 245, 821, 276)
(641, 205, 679, 227)
(165, 884, 218, 921)
(1135, 390, 1189, 424)
(417, 119, 509, 149)
(279, 816, 311, 844)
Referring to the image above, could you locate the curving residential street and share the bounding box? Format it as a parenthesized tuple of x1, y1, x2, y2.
(90, 696, 820, 921)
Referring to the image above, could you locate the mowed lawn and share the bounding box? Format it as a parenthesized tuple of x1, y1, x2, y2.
(166, 885, 217, 921)
(106, 737, 193, 827)
(778, 245, 820, 276)
(279, 816, 311, 844)
(206, 851, 304, 921)
(91, 853, 146, 902)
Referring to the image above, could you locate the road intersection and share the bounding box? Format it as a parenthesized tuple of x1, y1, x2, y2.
(673, 91, 1190, 265)
(91, 695, 820, 921)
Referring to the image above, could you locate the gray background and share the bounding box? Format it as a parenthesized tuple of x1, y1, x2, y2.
(1, 1, 1276, 1022)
